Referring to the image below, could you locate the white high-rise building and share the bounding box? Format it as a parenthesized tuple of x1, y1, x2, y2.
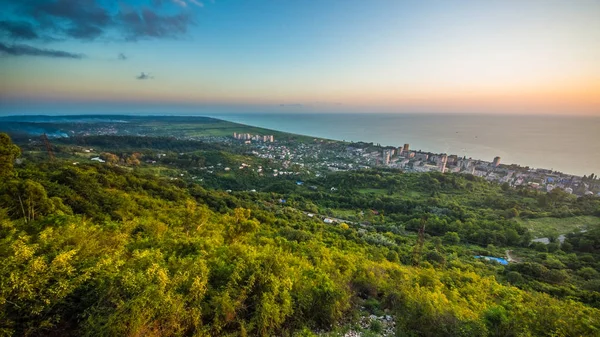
(440, 154, 448, 173)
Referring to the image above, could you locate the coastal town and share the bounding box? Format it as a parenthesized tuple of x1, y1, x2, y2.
(65, 128, 600, 198)
(4, 114, 598, 198)
(226, 132, 600, 197)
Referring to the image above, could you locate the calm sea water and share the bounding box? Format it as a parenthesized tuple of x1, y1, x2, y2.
(205, 113, 600, 177)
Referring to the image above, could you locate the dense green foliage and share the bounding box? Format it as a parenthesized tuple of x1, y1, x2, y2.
(1, 134, 600, 336)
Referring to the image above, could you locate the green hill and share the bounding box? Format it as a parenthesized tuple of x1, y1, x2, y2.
(1, 133, 599, 337)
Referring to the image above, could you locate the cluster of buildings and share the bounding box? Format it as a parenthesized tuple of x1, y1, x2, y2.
(472, 166, 600, 196)
(381, 143, 412, 164)
(163, 132, 600, 198)
(376, 146, 597, 195)
(377, 144, 454, 173)
(233, 132, 274, 143)
(374, 144, 509, 176)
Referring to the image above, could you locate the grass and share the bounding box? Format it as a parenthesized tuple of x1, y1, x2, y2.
(330, 209, 359, 219)
(516, 215, 600, 238)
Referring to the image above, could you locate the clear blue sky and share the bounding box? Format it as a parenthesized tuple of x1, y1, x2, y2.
(1, 0, 599, 115)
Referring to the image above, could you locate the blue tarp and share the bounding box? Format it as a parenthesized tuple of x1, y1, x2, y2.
(474, 255, 509, 265)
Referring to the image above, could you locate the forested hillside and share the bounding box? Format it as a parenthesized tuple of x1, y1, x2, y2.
(1, 133, 600, 337)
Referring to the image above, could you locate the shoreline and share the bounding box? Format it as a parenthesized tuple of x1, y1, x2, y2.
(1, 113, 599, 177)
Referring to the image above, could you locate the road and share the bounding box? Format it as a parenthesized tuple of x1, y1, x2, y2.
(505, 250, 519, 263)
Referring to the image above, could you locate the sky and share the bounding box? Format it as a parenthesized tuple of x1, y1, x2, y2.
(1, 0, 599, 115)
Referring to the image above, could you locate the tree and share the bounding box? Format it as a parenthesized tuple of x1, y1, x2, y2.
(543, 269, 568, 284)
(506, 207, 519, 218)
(578, 267, 599, 280)
(224, 208, 259, 243)
(560, 241, 573, 252)
(386, 250, 399, 263)
(0, 133, 21, 178)
(442, 231, 460, 245)
(126, 152, 142, 166)
(425, 250, 445, 265)
(506, 271, 524, 285)
(483, 305, 511, 337)
(3, 179, 52, 223)
(101, 152, 119, 165)
(182, 199, 210, 234)
(547, 242, 560, 253)
(505, 228, 520, 246)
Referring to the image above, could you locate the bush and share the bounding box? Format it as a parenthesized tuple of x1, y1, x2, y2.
(578, 267, 599, 280)
(364, 298, 382, 314)
(506, 271, 525, 285)
(443, 231, 461, 245)
(369, 320, 383, 334)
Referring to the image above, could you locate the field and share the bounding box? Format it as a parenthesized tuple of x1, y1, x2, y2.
(517, 215, 600, 237)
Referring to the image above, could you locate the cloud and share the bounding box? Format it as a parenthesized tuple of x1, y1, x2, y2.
(278, 102, 343, 109)
(27, 0, 112, 40)
(172, 0, 188, 7)
(118, 53, 127, 60)
(0, 20, 39, 40)
(170, 0, 204, 7)
(136, 72, 153, 80)
(0, 0, 199, 42)
(188, 0, 204, 7)
(0, 42, 84, 58)
(120, 8, 192, 40)
(0, 0, 203, 59)
(313, 101, 343, 106)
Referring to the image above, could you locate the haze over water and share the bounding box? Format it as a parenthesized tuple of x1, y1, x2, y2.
(208, 113, 600, 177)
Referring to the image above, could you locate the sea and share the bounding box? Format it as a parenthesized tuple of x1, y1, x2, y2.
(204, 113, 600, 177)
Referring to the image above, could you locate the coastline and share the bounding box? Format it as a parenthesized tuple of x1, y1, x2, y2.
(1, 113, 599, 177)
(203, 113, 600, 177)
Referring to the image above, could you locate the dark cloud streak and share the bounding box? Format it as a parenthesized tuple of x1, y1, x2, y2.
(66, 24, 105, 40)
(0, 1, 197, 59)
(0, 42, 84, 58)
(0, 20, 39, 40)
(120, 9, 192, 40)
(30, 0, 112, 40)
(136, 72, 153, 80)
(1, 0, 196, 42)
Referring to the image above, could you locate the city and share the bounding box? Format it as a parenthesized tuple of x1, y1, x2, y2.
(228, 132, 600, 197)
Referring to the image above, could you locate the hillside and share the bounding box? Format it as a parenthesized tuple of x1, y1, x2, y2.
(1, 133, 600, 337)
